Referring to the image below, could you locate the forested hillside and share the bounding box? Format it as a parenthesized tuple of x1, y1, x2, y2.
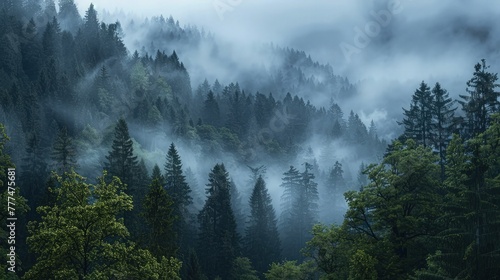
(1, 1, 499, 279)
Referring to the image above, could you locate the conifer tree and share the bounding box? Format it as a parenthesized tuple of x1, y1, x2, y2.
(430, 82, 457, 179)
(280, 163, 319, 261)
(25, 171, 182, 279)
(458, 59, 500, 138)
(164, 143, 193, 253)
(230, 179, 246, 236)
(51, 126, 76, 174)
(151, 163, 166, 186)
(105, 118, 138, 189)
(185, 250, 206, 280)
(244, 176, 281, 276)
(202, 90, 220, 126)
(399, 81, 433, 147)
(197, 163, 239, 280)
(104, 118, 139, 237)
(143, 178, 178, 259)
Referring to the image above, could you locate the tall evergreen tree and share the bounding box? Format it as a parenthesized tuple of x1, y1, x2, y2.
(104, 118, 139, 237)
(202, 90, 220, 126)
(151, 163, 166, 186)
(197, 163, 240, 280)
(244, 176, 281, 276)
(57, 0, 81, 33)
(164, 143, 193, 253)
(51, 126, 76, 174)
(104, 118, 138, 189)
(399, 81, 433, 147)
(458, 59, 500, 138)
(430, 82, 457, 180)
(280, 163, 319, 261)
(143, 178, 178, 259)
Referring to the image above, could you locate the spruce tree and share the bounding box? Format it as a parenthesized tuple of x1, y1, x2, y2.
(143, 178, 177, 259)
(399, 81, 433, 147)
(197, 163, 239, 280)
(51, 126, 76, 174)
(105, 118, 138, 189)
(202, 90, 220, 126)
(244, 176, 281, 276)
(151, 163, 166, 186)
(458, 59, 500, 138)
(164, 143, 192, 253)
(280, 164, 319, 261)
(104, 118, 139, 237)
(430, 82, 457, 180)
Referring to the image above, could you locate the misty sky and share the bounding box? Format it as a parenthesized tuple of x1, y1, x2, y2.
(74, 0, 500, 133)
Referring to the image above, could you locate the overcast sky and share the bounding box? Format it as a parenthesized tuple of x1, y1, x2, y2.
(75, 0, 500, 79)
(74, 0, 500, 133)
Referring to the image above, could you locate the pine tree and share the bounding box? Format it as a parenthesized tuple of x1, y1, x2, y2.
(51, 126, 76, 174)
(230, 179, 246, 236)
(164, 143, 192, 252)
(57, 0, 81, 33)
(244, 176, 281, 276)
(280, 163, 319, 261)
(399, 81, 433, 147)
(21, 132, 48, 211)
(430, 82, 457, 180)
(458, 59, 500, 138)
(328, 161, 345, 197)
(143, 178, 177, 259)
(185, 250, 206, 280)
(104, 118, 139, 237)
(203, 90, 220, 126)
(104, 118, 138, 189)
(151, 163, 166, 186)
(197, 163, 240, 280)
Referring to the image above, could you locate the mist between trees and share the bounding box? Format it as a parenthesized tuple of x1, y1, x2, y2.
(1, 1, 500, 279)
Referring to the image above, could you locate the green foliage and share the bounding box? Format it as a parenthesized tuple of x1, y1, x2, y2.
(344, 140, 442, 279)
(264, 260, 315, 280)
(24, 170, 181, 279)
(51, 126, 77, 174)
(231, 257, 259, 280)
(302, 224, 350, 279)
(131, 61, 149, 91)
(348, 250, 378, 280)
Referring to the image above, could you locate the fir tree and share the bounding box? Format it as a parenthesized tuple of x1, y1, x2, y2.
(143, 178, 178, 259)
(104, 118, 139, 237)
(51, 126, 76, 174)
(197, 163, 240, 280)
(164, 143, 193, 254)
(203, 90, 220, 126)
(430, 82, 457, 180)
(458, 59, 500, 138)
(244, 176, 281, 276)
(104, 118, 138, 189)
(399, 81, 433, 147)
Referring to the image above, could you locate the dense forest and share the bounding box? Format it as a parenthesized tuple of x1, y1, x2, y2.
(1, 1, 499, 279)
